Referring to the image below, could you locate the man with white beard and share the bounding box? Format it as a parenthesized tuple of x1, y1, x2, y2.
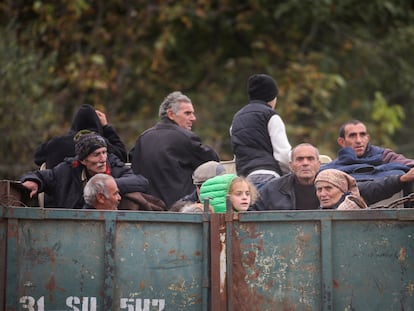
(21, 131, 148, 209)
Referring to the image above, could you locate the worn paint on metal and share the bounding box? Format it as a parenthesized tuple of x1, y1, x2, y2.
(2, 208, 207, 310)
(219, 231, 226, 294)
(2, 206, 414, 310)
(229, 220, 321, 310)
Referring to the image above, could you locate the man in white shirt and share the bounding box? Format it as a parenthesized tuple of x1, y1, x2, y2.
(230, 73, 291, 190)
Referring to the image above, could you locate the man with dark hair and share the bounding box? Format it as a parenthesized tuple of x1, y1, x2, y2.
(131, 91, 219, 208)
(321, 120, 414, 182)
(21, 131, 148, 209)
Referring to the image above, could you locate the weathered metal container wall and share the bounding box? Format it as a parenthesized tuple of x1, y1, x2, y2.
(2, 206, 414, 311)
(224, 210, 414, 311)
(1, 207, 209, 311)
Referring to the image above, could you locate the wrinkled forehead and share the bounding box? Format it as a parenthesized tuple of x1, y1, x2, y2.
(292, 145, 318, 159)
(344, 123, 367, 136)
(315, 180, 335, 188)
(176, 101, 194, 112)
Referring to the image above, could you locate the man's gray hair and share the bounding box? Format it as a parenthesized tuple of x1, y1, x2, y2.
(289, 143, 320, 161)
(84, 173, 113, 206)
(159, 91, 192, 119)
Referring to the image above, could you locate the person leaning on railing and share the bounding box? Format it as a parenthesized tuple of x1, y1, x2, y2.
(21, 131, 148, 209)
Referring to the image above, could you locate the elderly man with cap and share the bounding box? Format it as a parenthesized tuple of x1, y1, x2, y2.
(21, 131, 148, 209)
(169, 161, 226, 211)
(230, 73, 292, 190)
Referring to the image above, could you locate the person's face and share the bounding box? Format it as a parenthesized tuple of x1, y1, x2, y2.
(337, 123, 370, 157)
(289, 146, 321, 185)
(315, 181, 343, 209)
(168, 101, 196, 130)
(229, 181, 251, 212)
(80, 147, 108, 175)
(102, 179, 121, 210)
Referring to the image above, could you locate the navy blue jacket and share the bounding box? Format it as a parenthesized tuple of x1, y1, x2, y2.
(321, 146, 410, 181)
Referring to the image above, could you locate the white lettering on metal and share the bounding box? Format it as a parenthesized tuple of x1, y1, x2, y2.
(19, 296, 44, 311)
(66, 296, 97, 311)
(19, 296, 164, 310)
(120, 298, 166, 311)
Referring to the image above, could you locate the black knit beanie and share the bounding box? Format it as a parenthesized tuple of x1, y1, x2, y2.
(74, 130, 107, 160)
(70, 104, 102, 133)
(247, 74, 278, 102)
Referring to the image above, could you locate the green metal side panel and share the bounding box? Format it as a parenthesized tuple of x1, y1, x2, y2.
(8, 219, 104, 310)
(331, 220, 414, 310)
(3, 206, 414, 311)
(233, 210, 414, 311)
(2, 207, 207, 311)
(113, 222, 204, 310)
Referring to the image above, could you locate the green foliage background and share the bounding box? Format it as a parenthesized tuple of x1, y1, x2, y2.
(1, 1, 414, 179)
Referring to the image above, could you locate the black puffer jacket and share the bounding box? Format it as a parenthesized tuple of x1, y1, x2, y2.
(34, 104, 127, 168)
(21, 154, 148, 209)
(231, 100, 282, 176)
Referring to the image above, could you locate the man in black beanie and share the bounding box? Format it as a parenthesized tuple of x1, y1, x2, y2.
(230, 74, 292, 190)
(34, 104, 127, 169)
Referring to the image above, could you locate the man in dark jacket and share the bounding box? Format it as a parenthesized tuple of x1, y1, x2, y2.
(251, 143, 414, 211)
(34, 104, 127, 168)
(131, 91, 219, 208)
(21, 131, 148, 209)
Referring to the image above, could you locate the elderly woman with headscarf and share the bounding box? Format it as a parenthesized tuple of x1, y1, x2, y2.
(314, 169, 367, 210)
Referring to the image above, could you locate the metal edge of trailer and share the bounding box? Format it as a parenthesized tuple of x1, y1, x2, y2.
(1, 206, 207, 223)
(0, 208, 6, 309)
(224, 197, 234, 311)
(235, 208, 414, 222)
